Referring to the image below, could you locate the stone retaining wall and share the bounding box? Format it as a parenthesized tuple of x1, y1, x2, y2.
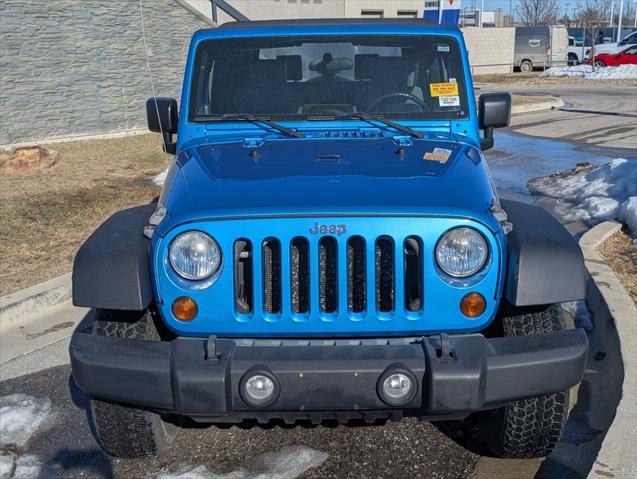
(0, 0, 210, 146)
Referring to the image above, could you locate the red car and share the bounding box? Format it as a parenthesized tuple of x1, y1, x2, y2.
(587, 45, 637, 67)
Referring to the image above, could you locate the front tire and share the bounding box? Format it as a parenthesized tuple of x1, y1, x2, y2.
(471, 304, 570, 458)
(568, 53, 578, 66)
(520, 60, 533, 73)
(89, 309, 177, 458)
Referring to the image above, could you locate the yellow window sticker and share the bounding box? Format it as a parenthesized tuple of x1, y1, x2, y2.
(429, 82, 459, 97)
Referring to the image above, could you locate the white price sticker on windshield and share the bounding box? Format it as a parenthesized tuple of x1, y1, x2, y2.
(439, 95, 460, 107)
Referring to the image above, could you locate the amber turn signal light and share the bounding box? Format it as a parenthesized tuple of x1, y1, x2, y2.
(460, 292, 486, 318)
(172, 296, 198, 321)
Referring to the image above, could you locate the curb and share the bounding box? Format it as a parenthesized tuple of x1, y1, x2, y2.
(0, 273, 71, 327)
(510, 96, 564, 115)
(580, 222, 637, 479)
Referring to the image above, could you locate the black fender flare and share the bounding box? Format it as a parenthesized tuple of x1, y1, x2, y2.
(72, 204, 155, 310)
(501, 199, 586, 306)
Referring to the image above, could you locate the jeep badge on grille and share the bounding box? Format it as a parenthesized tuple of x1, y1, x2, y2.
(309, 222, 347, 236)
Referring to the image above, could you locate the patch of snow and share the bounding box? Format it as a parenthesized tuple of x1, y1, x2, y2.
(562, 301, 594, 332)
(619, 197, 637, 238)
(0, 455, 15, 479)
(151, 168, 169, 186)
(528, 159, 637, 236)
(156, 465, 242, 479)
(155, 446, 328, 479)
(541, 64, 637, 80)
(12, 455, 58, 479)
(253, 446, 328, 479)
(0, 394, 53, 448)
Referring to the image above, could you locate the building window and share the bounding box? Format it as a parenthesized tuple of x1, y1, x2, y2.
(397, 10, 418, 18)
(361, 9, 384, 18)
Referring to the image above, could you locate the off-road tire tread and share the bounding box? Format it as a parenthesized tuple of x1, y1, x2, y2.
(89, 309, 176, 458)
(493, 304, 569, 458)
(91, 398, 174, 458)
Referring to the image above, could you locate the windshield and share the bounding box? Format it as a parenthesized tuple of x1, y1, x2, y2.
(190, 35, 468, 121)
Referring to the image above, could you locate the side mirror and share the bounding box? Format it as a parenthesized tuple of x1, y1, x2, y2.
(478, 92, 511, 151)
(146, 98, 178, 155)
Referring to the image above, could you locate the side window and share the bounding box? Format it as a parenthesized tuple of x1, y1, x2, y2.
(625, 47, 637, 55)
(620, 33, 636, 46)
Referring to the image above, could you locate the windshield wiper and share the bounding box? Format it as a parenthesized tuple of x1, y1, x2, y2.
(220, 113, 304, 138)
(337, 113, 424, 139)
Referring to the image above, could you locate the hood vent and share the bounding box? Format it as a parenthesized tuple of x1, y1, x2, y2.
(314, 129, 383, 139)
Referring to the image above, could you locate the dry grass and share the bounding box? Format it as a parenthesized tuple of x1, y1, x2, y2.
(474, 71, 637, 87)
(0, 134, 167, 295)
(600, 229, 637, 306)
(473, 73, 538, 84)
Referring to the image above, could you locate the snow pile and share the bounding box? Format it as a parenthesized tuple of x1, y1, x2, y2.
(541, 64, 637, 80)
(528, 158, 637, 235)
(11, 455, 58, 479)
(152, 168, 169, 186)
(0, 394, 53, 448)
(0, 455, 14, 479)
(156, 446, 328, 479)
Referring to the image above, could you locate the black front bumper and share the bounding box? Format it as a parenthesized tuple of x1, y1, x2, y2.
(70, 326, 588, 423)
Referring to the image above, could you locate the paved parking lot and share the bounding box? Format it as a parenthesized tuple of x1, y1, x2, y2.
(1, 83, 634, 479)
(478, 84, 637, 151)
(0, 363, 479, 479)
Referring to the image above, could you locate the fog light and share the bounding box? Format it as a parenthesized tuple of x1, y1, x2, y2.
(172, 296, 198, 321)
(240, 371, 279, 407)
(460, 292, 486, 318)
(377, 368, 417, 406)
(383, 374, 412, 399)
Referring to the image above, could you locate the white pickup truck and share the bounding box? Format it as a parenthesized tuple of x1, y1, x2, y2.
(567, 36, 591, 65)
(592, 31, 637, 57)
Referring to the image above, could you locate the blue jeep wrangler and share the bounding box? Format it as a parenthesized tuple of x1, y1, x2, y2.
(70, 19, 588, 460)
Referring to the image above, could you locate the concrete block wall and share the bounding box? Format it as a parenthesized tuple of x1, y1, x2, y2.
(461, 27, 515, 74)
(185, 0, 425, 23)
(0, 0, 211, 146)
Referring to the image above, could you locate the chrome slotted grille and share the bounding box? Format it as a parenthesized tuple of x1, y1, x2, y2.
(233, 234, 424, 318)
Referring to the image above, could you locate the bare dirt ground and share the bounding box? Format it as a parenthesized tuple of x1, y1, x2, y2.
(0, 134, 166, 295)
(473, 72, 637, 87)
(600, 229, 637, 305)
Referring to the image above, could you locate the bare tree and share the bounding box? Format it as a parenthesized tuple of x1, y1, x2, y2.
(518, 0, 559, 26)
(578, 0, 612, 71)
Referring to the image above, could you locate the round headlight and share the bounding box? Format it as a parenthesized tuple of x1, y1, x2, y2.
(169, 231, 221, 280)
(436, 228, 488, 278)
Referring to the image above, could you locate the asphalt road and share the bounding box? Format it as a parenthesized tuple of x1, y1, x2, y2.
(1, 82, 632, 479)
(477, 84, 637, 151)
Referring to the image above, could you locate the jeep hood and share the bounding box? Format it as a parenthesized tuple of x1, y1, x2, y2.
(160, 137, 500, 233)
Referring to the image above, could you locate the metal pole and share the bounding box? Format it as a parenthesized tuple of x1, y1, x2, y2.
(438, 0, 444, 24)
(582, 28, 586, 63)
(610, 0, 614, 28)
(480, 0, 484, 27)
(618, 0, 625, 42)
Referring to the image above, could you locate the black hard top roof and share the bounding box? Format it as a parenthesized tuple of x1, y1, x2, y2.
(217, 18, 444, 29)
